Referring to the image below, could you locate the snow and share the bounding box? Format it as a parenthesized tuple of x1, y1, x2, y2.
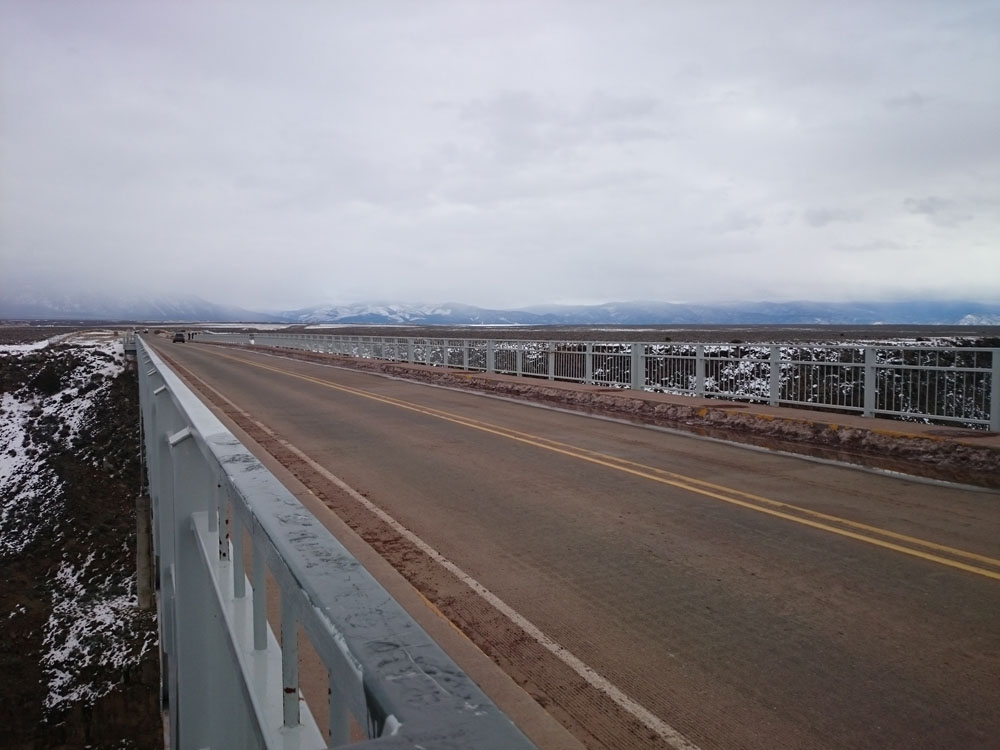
(0, 333, 153, 714)
(0, 333, 74, 353)
(41, 552, 156, 713)
(0, 392, 64, 556)
(959, 314, 1000, 325)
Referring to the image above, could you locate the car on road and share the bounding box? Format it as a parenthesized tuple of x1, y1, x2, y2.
(172, 332, 185, 343)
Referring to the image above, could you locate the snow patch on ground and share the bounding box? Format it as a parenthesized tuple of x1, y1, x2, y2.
(0, 392, 65, 556)
(41, 551, 156, 713)
(0, 337, 126, 557)
(0, 333, 75, 353)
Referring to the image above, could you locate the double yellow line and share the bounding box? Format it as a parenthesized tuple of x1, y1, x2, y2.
(204, 347, 1000, 582)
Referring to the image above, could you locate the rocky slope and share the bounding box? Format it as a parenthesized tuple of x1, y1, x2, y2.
(0, 331, 161, 748)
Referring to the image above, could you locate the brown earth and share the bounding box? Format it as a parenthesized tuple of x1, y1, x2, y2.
(0, 338, 162, 749)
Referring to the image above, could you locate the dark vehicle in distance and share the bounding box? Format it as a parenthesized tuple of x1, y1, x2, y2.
(172, 332, 185, 343)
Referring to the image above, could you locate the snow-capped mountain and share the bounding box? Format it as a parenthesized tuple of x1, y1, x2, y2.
(279, 302, 540, 325)
(283, 300, 1000, 326)
(958, 314, 1000, 325)
(3, 290, 999, 325)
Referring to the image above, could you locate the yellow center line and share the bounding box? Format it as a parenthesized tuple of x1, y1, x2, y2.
(200, 346, 1000, 581)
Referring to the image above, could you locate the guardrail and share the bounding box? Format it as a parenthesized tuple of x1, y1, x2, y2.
(137, 337, 535, 749)
(197, 332, 999, 430)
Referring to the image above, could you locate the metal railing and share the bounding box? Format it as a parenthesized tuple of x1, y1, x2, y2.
(198, 332, 1000, 430)
(137, 337, 535, 749)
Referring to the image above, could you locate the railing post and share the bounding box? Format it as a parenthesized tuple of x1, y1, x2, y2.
(168, 427, 212, 750)
(329, 676, 350, 746)
(282, 590, 299, 727)
(863, 347, 877, 418)
(585, 343, 593, 384)
(991, 348, 1000, 432)
(547, 343, 555, 380)
(695, 345, 705, 396)
(487, 340, 496, 374)
(769, 346, 781, 406)
(253, 542, 267, 651)
(631, 344, 644, 390)
(232, 514, 245, 599)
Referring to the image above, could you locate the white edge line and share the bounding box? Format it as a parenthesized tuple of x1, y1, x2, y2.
(180, 353, 703, 750)
(269, 428, 703, 750)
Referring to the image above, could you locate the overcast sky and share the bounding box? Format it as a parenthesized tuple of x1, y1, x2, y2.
(2, 1, 998, 311)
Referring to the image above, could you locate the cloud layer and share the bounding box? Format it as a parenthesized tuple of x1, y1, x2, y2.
(2, 1, 998, 310)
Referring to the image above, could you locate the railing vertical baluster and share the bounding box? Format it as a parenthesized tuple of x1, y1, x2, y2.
(863, 347, 876, 418)
(253, 544, 267, 651)
(328, 676, 350, 747)
(232, 514, 245, 598)
(991, 349, 1000, 432)
(769, 346, 781, 406)
(282, 591, 299, 727)
(695, 345, 705, 396)
(630, 343, 644, 390)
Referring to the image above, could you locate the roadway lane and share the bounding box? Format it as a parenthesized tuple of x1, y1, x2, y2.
(154, 339, 1000, 750)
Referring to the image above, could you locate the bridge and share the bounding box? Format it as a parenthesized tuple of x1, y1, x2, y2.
(137, 333, 1000, 749)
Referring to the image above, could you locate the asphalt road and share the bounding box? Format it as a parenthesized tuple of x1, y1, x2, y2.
(153, 339, 1000, 750)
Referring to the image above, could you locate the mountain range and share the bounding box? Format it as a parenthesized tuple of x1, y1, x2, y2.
(1, 292, 999, 326)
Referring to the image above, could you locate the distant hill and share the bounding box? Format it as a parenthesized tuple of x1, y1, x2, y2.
(0, 291, 280, 323)
(278, 302, 541, 325)
(2, 291, 998, 325)
(281, 300, 1000, 326)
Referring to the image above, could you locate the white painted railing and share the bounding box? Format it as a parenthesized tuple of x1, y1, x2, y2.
(137, 338, 535, 749)
(197, 332, 1000, 430)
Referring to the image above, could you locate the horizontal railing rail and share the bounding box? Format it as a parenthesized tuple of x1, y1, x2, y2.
(196, 331, 999, 430)
(137, 337, 535, 749)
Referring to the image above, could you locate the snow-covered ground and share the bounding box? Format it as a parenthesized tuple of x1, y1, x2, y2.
(1, 331, 156, 717)
(0, 334, 122, 555)
(42, 549, 156, 712)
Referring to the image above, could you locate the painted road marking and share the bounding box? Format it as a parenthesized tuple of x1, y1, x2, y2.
(204, 346, 1000, 583)
(177, 356, 702, 750)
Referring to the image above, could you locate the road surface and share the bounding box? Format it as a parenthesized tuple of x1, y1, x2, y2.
(152, 339, 1000, 750)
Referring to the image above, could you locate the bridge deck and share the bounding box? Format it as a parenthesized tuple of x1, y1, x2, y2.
(150, 337, 1000, 750)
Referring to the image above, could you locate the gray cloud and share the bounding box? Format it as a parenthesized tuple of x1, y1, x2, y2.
(1, 0, 998, 310)
(904, 196, 974, 227)
(884, 91, 930, 109)
(804, 208, 862, 227)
